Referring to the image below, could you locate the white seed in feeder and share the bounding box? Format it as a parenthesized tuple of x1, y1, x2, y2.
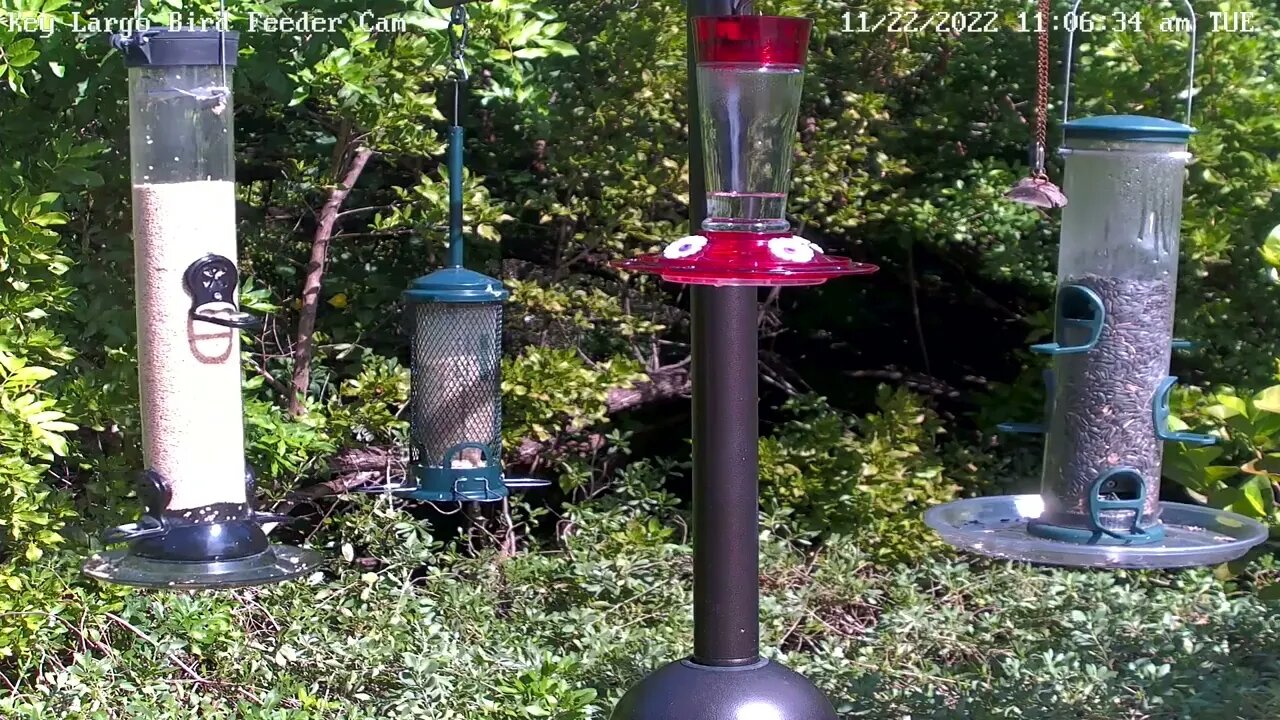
(133, 180, 247, 510)
(447, 447, 489, 469)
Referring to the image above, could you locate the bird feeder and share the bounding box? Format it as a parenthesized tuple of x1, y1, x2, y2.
(357, 113, 547, 502)
(616, 15, 876, 286)
(613, 11, 853, 720)
(399, 254, 516, 503)
(82, 29, 319, 589)
(926, 12, 1266, 568)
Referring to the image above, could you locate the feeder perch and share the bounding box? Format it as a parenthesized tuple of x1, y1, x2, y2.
(615, 15, 876, 287)
(83, 29, 319, 589)
(926, 11, 1267, 568)
(997, 369, 1054, 435)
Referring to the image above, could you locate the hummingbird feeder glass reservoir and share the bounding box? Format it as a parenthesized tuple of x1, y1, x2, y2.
(926, 23, 1267, 567)
(82, 29, 320, 589)
(617, 16, 876, 286)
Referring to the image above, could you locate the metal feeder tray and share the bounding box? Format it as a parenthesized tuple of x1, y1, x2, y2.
(924, 494, 1267, 569)
(82, 545, 317, 590)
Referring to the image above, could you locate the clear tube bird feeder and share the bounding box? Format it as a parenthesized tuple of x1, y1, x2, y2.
(925, 5, 1266, 568)
(616, 15, 877, 286)
(83, 29, 319, 588)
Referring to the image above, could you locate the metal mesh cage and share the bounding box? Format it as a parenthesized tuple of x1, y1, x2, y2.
(410, 301, 503, 469)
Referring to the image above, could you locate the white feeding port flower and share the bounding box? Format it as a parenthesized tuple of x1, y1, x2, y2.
(768, 236, 819, 263)
(662, 235, 709, 259)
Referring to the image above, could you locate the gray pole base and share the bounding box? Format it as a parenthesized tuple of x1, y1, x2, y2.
(82, 545, 320, 590)
(611, 658, 838, 720)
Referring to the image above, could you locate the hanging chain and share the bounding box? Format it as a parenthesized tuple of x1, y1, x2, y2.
(1031, 0, 1050, 179)
(1004, 0, 1066, 209)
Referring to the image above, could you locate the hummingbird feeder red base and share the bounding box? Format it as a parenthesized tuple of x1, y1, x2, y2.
(615, 230, 878, 287)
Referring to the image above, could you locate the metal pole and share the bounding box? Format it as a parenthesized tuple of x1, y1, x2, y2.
(447, 124, 465, 268)
(689, 0, 760, 667)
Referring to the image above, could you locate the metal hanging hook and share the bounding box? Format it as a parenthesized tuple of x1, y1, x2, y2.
(1061, 0, 1197, 136)
(447, 4, 469, 84)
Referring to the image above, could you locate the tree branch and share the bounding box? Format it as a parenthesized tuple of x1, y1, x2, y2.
(289, 145, 375, 416)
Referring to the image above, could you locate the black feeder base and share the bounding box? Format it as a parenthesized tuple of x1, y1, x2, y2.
(82, 544, 319, 590)
(82, 468, 323, 589)
(611, 658, 838, 720)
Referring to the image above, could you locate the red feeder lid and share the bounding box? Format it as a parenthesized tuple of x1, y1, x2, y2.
(695, 16, 811, 67)
(615, 231, 877, 287)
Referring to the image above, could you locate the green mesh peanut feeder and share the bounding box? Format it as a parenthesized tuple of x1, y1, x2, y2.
(362, 37, 547, 502)
(401, 260, 513, 502)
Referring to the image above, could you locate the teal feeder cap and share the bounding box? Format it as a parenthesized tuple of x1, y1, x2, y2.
(1064, 115, 1195, 144)
(404, 267, 509, 304)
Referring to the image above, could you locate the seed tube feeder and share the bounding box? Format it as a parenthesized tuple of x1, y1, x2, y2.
(926, 9, 1266, 569)
(83, 30, 319, 589)
(616, 15, 876, 287)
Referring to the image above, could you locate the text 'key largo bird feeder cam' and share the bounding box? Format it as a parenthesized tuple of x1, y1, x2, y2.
(356, 1, 548, 504)
(925, 2, 1269, 569)
(614, 6, 875, 720)
(82, 29, 321, 589)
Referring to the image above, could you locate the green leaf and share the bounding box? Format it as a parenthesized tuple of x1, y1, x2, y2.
(1205, 463, 1240, 480)
(7, 366, 57, 383)
(1206, 401, 1244, 420)
(1262, 224, 1280, 269)
(541, 40, 579, 57)
(1254, 385, 1280, 414)
(512, 20, 546, 47)
(1241, 475, 1275, 518)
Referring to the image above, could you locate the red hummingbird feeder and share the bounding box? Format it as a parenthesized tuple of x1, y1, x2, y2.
(617, 15, 877, 286)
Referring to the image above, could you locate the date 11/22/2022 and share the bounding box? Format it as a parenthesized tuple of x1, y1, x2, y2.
(841, 10, 1263, 34)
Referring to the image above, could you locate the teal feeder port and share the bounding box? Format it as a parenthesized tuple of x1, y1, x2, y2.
(926, 8, 1267, 568)
(1030, 284, 1104, 356)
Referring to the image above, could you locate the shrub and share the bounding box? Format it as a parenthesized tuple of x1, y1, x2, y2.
(760, 388, 977, 561)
